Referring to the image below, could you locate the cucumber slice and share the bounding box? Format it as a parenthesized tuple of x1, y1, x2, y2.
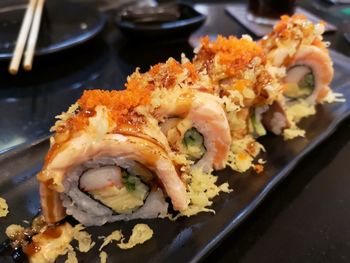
(121, 170, 150, 200)
(285, 72, 314, 99)
(251, 111, 266, 138)
(182, 128, 206, 161)
(122, 171, 136, 192)
(298, 72, 314, 95)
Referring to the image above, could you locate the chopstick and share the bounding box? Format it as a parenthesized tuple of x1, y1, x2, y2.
(23, 0, 45, 71)
(8, 0, 45, 75)
(9, 0, 38, 75)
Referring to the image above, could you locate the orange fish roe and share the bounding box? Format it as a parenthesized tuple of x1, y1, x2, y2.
(197, 35, 266, 78)
(78, 89, 150, 113)
(231, 79, 251, 93)
(78, 88, 150, 124)
(195, 35, 274, 104)
(273, 14, 307, 36)
(237, 152, 248, 161)
(126, 58, 199, 92)
(144, 58, 199, 89)
(149, 58, 189, 77)
(253, 164, 264, 174)
(253, 69, 273, 105)
(311, 38, 328, 53)
(55, 88, 151, 139)
(182, 61, 199, 82)
(261, 14, 326, 50)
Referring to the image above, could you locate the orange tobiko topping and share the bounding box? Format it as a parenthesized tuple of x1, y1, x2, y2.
(268, 14, 325, 45)
(55, 87, 151, 138)
(78, 88, 150, 123)
(311, 38, 328, 52)
(237, 152, 248, 161)
(274, 14, 307, 34)
(198, 35, 266, 78)
(232, 79, 252, 93)
(130, 58, 199, 90)
(78, 89, 150, 110)
(254, 164, 264, 174)
(183, 61, 199, 82)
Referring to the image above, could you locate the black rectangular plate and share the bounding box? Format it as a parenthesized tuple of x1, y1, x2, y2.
(0, 51, 350, 263)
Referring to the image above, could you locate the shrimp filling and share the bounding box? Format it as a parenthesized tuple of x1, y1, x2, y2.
(79, 166, 149, 214)
(284, 66, 315, 99)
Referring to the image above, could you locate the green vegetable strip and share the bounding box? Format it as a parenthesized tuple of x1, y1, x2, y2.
(251, 110, 266, 138)
(182, 128, 206, 160)
(122, 171, 136, 192)
(298, 72, 314, 95)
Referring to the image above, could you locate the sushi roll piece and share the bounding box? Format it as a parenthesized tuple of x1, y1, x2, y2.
(157, 91, 231, 172)
(192, 35, 283, 139)
(126, 58, 232, 173)
(260, 98, 291, 136)
(281, 45, 333, 103)
(38, 89, 189, 226)
(259, 15, 333, 102)
(192, 35, 283, 171)
(259, 15, 338, 137)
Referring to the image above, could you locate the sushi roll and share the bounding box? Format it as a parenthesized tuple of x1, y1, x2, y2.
(126, 58, 232, 173)
(259, 15, 333, 101)
(259, 15, 337, 137)
(38, 89, 189, 226)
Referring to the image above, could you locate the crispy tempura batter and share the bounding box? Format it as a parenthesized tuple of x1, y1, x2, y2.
(72, 224, 95, 253)
(0, 197, 9, 217)
(117, 224, 153, 249)
(99, 230, 123, 251)
(99, 251, 108, 263)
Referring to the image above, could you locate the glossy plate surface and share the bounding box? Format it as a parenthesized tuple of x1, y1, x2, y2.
(0, 51, 349, 262)
(0, 0, 106, 60)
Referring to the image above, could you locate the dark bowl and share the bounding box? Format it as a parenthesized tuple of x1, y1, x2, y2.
(115, 3, 206, 40)
(0, 0, 106, 60)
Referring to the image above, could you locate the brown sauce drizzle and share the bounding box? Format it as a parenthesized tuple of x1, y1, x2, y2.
(43, 108, 96, 168)
(42, 226, 62, 239)
(6, 215, 65, 258)
(23, 241, 41, 256)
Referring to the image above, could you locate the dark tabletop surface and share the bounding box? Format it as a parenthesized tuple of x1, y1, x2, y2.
(0, 0, 350, 262)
